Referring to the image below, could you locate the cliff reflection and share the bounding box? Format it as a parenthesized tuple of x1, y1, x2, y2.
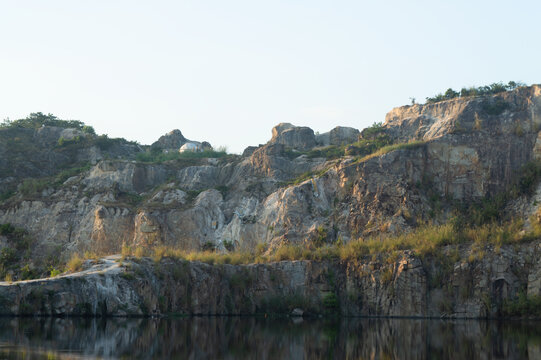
(0, 317, 539, 359)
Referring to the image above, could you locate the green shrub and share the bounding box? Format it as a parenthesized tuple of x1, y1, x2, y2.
(305, 146, 345, 160)
(482, 99, 509, 115)
(121, 272, 135, 280)
(81, 125, 96, 135)
(54, 163, 91, 185)
(322, 292, 339, 309)
(93, 135, 121, 150)
(116, 191, 144, 207)
(283, 122, 391, 162)
(361, 122, 385, 139)
(19, 264, 37, 280)
(201, 242, 216, 252)
(426, 81, 525, 104)
(19, 178, 50, 196)
(229, 270, 253, 289)
(0, 223, 14, 235)
(215, 185, 229, 197)
(503, 292, 541, 317)
(314, 226, 328, 247)
(0, 112, 89, 130)
(49, 267, 62, 277)
(223, 240, 235, 252)
(0, 247, 17, 268)
(136, 148, 228, 163)
(0, 191, 14, 203)
(56, 135, 82, 148)
(454, 160, 541, 227)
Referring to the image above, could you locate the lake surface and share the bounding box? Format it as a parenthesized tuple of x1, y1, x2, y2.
(0, 316, 539, 359)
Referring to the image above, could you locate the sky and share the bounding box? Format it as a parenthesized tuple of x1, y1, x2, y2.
(1, 1, 540, 153)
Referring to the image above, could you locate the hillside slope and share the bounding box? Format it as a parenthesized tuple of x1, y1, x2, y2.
(1, 86, 541, 282)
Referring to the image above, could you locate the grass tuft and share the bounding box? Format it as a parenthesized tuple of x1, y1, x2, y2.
(66, 253, 83, 273)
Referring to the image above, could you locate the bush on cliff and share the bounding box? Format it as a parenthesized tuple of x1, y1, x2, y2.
(66, 253, 83, 273)
(136, 148, 229, 163)
(0, 112, 92, 132)
(503, 292, 541, 318)
(425, 81, 525, 104)
(118, 216, 541, 269)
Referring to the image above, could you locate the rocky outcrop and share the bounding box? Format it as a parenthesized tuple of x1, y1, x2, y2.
(151, 129, 213, 153)
(151, 129, 187, 150)
(270, 123, 317, 151)
(0, 241, 539, 318)
(83, 160, 170, 193)
(384, 85, 541, 143)
(316, 126, 360, 146)
(2, 85, 541, 265)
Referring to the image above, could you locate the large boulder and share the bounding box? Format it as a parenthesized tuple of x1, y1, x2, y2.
(34, 126, 87, 146)
(316, 126, 360, 146)
(270, 123, 316, 151)
(329, 126, 360, 145)
(271, 123, 296, 139)
(152, 129, 187, 150)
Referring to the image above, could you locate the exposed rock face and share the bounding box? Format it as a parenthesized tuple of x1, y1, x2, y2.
(0, 126, 140, 194)
(384, 86, 541, 143)
(83, 160, 169, 193)
(316, 126, 360, 146)
(242, 145, 259, 157)
(34, 126, 87, 145)
(270, 123, 317, 150)
(1, 85, 541, 264)
(0, 242, 539, 318)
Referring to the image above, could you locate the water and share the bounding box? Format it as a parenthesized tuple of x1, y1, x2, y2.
(0, 316, 539, 359)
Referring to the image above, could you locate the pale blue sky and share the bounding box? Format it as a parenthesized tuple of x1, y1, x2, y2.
(1, 1, 540, 153)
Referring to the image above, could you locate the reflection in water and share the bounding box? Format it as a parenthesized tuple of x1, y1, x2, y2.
(0, 316, 539, 359)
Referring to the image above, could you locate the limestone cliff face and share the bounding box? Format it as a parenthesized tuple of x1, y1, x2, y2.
(384, 86, 541, 142)
(1, 86, 541, 258)
(3, 87, 541, 318)
(1, 241, 539, 318)
(383, 86, 541, 197)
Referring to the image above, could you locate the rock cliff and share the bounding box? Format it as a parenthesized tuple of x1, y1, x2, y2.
(4, 85, 541, 258)
(2, 85, 541, 318)
(1, 240, 540, 318)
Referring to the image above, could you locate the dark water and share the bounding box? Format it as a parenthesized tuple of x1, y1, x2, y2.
(0, 316, 540, 359)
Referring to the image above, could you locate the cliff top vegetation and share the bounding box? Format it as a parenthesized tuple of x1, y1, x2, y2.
(425, 81, 526, 104)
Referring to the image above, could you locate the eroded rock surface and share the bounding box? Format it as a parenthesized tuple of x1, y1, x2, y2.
(1, 242, 539, 318)
(1, 85, 541, 277)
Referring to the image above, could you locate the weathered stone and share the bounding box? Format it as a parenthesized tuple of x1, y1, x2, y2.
(151, 129, 187, 150)
(270, 123, 316, 150)
(2, 85, 541, 285)
(0, 243, 537, 318)
(316, 126, 360, 146)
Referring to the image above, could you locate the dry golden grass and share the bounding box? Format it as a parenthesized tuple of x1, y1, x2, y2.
(66, 253, 83, 273)
(357, 140, 427, 163)
(117, 218, 541, 267)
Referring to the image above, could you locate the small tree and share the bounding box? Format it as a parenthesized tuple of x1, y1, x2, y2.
(444, 88, 459, 100)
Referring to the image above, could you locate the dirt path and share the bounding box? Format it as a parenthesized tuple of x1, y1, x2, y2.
(0, 255, 123, 286)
